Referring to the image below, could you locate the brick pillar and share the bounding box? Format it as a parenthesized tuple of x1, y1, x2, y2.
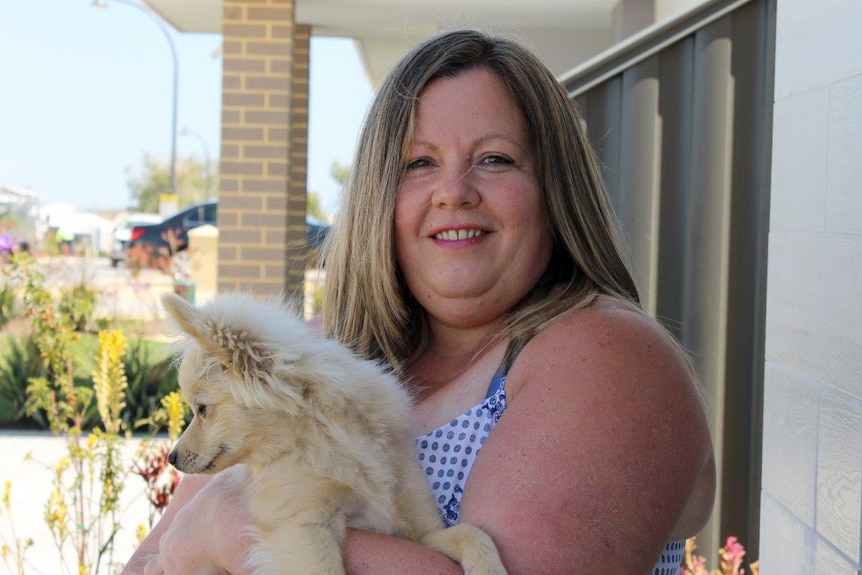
(218, 0, 309, 302)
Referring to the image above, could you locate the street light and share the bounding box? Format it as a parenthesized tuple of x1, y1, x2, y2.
(180, 127, 212, 195)
(92, 0, 178, 197)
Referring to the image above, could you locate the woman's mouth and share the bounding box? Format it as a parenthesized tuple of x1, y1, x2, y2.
(433, 229, 486, 241)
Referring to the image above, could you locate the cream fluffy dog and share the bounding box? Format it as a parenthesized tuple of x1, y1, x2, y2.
(161, 292, 507, 575)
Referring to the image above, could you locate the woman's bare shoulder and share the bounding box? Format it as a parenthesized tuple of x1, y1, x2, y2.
(458, 296, 714, 571)
(509, 295, 697, 401)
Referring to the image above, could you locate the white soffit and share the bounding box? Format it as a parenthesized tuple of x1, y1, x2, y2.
(141, 0, 617, 36)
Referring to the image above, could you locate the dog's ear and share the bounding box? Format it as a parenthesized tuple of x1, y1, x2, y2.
(161, 292, 272, 375)
(162, 292, 212, 345)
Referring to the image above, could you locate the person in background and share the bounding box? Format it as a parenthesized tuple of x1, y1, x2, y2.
(127, 28, 715, 575)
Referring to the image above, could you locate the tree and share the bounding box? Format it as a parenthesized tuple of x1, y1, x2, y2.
(125, 153, 216, 212)
(306, 191, 326, 222)
(330, 160, 350, 187)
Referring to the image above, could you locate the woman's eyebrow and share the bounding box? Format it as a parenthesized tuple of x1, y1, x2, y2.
(408, 133, 525, 151)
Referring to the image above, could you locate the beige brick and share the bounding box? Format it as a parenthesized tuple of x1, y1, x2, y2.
(222, 41, 242, 56)
(223, 127, 265, 142)
(242, 213, 287, 227)
(222, 76, 241, 90)
(247, 42, 292, 57)
(241, 247, 286, 260)
(220, 264, 262, 277)
(247, 7, 292, 21)
(241, 179, 288, 193)
(220, 144, 240, 159)
(222, 92, 266, 107)
(219, 178, 239, 193)
(267, 162, 289, 177)
(223, 59, 267, 74)
(220, 229, 264, 244)
(267, 128, 289, 142)
(223, 23, 267, 38)
(220, 195, 264, 211)
(222, 109, 241, 124)
(244, 144, 288, 159)
(221, 161, 264, 176)
(245, 110, 289, 125)
(246, 76, 291, 92)
(269, 94, 290, 108)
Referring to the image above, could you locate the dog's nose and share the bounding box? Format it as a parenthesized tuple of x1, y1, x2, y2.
(168, 449, 178, 466)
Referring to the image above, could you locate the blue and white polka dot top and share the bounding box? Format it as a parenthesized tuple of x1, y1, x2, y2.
(414, 368, 685, 574)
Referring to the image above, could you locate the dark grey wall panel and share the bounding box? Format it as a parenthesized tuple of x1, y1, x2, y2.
(568, 0, 773, 562)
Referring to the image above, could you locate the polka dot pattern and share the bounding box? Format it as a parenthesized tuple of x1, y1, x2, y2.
(413, 368, 685, 574)
(650, 539, 686, 574)
(415, 375, 506, 528)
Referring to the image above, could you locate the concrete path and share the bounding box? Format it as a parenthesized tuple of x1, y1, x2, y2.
(1, 430, 165, 575)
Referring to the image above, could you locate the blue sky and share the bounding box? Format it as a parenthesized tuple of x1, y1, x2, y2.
(0, 0, 373, 216)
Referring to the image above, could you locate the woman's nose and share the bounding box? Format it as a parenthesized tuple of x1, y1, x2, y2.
(430, 165, 480, 209)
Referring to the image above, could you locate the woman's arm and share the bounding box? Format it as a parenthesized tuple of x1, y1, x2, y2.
(122, 472, 255, 575)
(459, 303, 714, 574)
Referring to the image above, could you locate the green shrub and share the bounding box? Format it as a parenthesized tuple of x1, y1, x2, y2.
(0, 336, 46, 428)
(0, 333, 179, 431)
(122, 338, 181, 431)
(0, 283, 15, 329)
(58, 283, 97, 332)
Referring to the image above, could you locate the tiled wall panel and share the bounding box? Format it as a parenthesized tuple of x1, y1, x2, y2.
(763, 0, 862, 572)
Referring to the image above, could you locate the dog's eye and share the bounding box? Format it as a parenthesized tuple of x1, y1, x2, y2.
(196, 404, 207, 418)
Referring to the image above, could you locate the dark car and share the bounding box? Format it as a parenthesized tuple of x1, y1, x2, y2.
(127, 200, 217, 262)
(127, 200, 330, 265)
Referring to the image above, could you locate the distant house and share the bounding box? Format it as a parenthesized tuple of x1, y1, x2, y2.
(42, 203, 116, 256)
(0, 185, 41, 248)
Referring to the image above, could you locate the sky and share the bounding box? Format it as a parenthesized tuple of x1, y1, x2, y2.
(0, 0, 374, 216)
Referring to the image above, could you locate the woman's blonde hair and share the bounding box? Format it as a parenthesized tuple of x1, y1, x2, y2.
(322, 28, 640, 374)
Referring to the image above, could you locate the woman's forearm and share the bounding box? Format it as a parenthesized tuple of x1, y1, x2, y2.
(344, 528, 465, 575)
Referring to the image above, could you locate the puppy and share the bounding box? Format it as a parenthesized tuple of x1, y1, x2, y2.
(161, 292, 507, 575)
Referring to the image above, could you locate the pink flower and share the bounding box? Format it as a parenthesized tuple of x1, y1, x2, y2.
(719, 536, 746, 575)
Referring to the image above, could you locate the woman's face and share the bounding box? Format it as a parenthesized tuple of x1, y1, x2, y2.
(394, 67, 553, 330)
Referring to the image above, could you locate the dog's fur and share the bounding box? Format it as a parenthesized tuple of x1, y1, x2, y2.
(162, 292, 507, 575)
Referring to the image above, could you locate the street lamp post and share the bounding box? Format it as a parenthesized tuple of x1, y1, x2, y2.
(180, 127, 212, 195)
(92, 0, 178, 197)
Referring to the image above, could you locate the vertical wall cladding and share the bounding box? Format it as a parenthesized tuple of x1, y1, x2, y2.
(570, 0, 772, 563)
(219, 0, 309, 302)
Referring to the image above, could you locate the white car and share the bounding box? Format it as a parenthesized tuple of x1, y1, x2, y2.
(110, 213, 163, 267)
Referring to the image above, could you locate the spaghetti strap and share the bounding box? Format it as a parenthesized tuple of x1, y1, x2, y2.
(484, 369, 506, 400)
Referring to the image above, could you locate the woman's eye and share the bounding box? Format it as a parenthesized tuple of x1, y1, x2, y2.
(405, 157, 432, 171)
(480, 155, 514, 168)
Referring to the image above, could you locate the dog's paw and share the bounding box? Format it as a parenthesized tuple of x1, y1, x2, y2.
(420, 524, 508, 575)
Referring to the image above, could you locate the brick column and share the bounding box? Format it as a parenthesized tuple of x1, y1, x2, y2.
(218, 0, 309, 302)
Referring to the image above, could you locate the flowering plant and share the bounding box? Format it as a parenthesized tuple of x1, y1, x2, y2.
(683, 536, 759, 575)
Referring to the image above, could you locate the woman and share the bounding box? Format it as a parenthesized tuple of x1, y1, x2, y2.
(129, 28, 714, 575)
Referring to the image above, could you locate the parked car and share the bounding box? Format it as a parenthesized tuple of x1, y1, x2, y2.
(110, 212, 162, 267)
(126, 201, 217, 265)
(127, 199, 330, 267)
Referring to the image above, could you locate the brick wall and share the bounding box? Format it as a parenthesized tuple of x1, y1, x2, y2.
(218, 0, 309, 302)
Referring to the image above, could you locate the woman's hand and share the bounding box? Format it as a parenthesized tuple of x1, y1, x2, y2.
(138, 469, 255, 575)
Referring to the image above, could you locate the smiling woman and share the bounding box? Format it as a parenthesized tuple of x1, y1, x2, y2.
(123, 28, 714, 575)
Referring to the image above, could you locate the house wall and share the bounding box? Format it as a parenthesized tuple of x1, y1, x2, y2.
(217, 0, 310, 301)
(759, 0, 862, 572)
